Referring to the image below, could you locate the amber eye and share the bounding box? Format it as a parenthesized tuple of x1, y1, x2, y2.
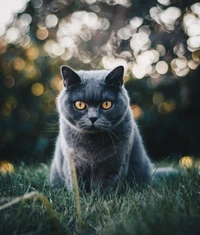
(101, 101, 112, 110)
(74, 101, 86, 110)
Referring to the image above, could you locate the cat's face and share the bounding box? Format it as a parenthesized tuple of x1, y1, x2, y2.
(58, 66, 129, 133)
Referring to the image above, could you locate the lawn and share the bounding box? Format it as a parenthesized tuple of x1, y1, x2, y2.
(0, 162, 200, 235)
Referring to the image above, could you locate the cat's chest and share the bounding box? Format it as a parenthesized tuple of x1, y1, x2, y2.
(63, 123, 133, 164)
(80, 139, 131, 174)
(73, 133, 122, 156)
(72, 139, 126, 177)
(68, 129, 126, 148)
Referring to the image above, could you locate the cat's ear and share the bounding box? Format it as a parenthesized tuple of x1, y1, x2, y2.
(104, 66, 124, 88)
(60, 66, 81, 88)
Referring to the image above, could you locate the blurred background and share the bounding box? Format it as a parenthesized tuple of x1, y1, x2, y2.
(0, 0, 200, 165)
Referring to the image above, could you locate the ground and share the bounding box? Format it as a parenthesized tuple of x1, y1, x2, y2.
(0, 162, 200, 235)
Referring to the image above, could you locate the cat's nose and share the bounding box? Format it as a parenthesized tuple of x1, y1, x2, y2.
(89, 117, 98, 124)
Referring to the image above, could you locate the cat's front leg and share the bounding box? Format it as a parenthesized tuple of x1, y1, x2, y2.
(50, 159, 64, 187)
(61, 148, 76, 189)
(102, 174, 121, 190)
(91, 169, 122, 191)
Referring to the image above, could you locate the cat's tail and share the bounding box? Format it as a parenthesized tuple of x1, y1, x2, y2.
(151, 166, 179, 182)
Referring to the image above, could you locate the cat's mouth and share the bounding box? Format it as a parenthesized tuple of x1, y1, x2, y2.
(83, 125, 102, 133)
(76, 119, 112, 133)
(78, 123, 106, 133)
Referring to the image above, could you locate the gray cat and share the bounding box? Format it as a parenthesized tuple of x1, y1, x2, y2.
(50, 65, 153, 191)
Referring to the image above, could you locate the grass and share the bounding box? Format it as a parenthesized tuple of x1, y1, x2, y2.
(0, 162, 200, 235)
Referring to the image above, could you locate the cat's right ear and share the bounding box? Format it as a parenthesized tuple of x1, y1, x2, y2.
(60, 66, 81, 89)
(104, 66, 124, 89)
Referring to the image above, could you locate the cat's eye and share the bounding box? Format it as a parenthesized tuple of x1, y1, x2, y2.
(101, 101, 112, 110)
(74, 101, 86, 110)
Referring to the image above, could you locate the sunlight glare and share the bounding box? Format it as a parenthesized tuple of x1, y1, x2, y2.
(0, 0, 29, 36)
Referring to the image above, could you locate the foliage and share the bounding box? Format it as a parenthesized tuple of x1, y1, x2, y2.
(0, 164, 200, 235)
(0, 0, 200, 163)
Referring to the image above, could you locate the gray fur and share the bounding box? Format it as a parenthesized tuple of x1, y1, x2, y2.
(50, 66, 153, 190)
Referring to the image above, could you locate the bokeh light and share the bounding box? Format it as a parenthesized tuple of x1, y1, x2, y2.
(31, 83, 44, 96)
(188, 59, 199, 70)
(1, 103, 11, 116)
(5, 27, 20, 43)
(156, 61, 168, 74)
(153, 92, 164, 105)
(19, 13, 32, 27)
(0, 40, 7, 54)
(26, 46, 40, 60)
(157, 0, 171, 6)
(24, 64, 38, 79)
(0, 0, 199, 81)
(179, 156, 193, 169)
(183, 3, 200, 51)
(1, 0, 200, 164)
(158, 100, 176, 115)
(45, 14, 58, 28)
(0, 161, 14, 174)
(13, 57, 25, 71)
(50, 77, 63, 91)
(131, 105, 143, 119)
(102, 56, 127, 70)
(0, 0, 28, 36)
(36, 28, 49, 40)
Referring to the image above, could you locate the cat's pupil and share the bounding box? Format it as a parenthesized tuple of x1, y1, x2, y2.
(75, 101, 86, 110)
(102, 101, 112, 110)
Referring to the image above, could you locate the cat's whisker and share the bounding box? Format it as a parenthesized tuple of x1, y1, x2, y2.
(98, 121, 111, 126)
(107, 128, 120, 140)
(106, 129, 117, 154)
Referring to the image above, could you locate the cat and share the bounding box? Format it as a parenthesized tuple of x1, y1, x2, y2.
(50, 65, 154, 191)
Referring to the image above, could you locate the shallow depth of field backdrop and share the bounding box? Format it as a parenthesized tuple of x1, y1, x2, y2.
(0, 0, 200, 166)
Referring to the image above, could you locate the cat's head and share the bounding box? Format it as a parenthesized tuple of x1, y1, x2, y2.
(58, 66, 130, 133)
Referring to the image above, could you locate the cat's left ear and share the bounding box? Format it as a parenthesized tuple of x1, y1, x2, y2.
(104, 66, 124, 88)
